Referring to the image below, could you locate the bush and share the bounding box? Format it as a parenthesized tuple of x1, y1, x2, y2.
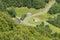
(7, 7, 16, 18)
(52, 32, 60, 39)
(0, 12, 20, 32)
(56, 0, 60, 3)
(0, 1, 6, 11)
(20, 14, 26, 20)
(48, 3, 60, 14)
(45, 0, 49, 3)
(47, 15, 60, 28)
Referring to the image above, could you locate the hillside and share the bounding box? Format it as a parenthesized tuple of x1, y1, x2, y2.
(0, 0, 60, 40)
(0, 13, 52, 40)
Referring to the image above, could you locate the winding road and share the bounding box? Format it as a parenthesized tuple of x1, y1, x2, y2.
(22, 0, 56, 26)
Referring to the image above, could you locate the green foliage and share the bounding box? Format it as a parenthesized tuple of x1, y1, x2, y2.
(0, 0, 50, 9)
(0, 13, 53, 40)
(7, 7, 16, 17)
(2, 0, 23, 7)
(32, 0, 46, 9)
(51, 32, 60, 40)
(0, 1, 6, 11)
(0, 12, 22, 40)
(45, 25, 52, 33)
(0, 12, 19, 32)
(45, 0, 49, 3)
(23, 0, 49, 9)
(47, 14, 60, 28)
(48, 3, 60, 14)
(23, 0, 33, 8)
(0, 0, 60, 40)
(20, 14, 26, 20)
(56, 0, 60, 3)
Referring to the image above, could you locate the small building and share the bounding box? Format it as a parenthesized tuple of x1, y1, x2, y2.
(33, 18, 40, 22)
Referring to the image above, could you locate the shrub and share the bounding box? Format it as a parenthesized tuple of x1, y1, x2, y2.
(7, 7, 16, 18)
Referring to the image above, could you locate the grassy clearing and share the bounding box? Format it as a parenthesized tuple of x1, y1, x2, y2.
(15, 7, 41, 17)
(48, 24, 60, 33)
(15, 7, 60, 33)
(28, 13, 60, 33)
(28, 13, 51, 24)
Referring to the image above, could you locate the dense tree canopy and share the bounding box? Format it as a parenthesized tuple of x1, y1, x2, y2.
(0, 0, 50, 10)
(47, 14, 60, 28)
(48, 3, 60, 14)
(7, 7, 16, 17)
(0, 12, 19, 32)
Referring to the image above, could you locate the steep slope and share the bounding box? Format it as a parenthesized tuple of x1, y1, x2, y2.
(0, 12, 17, 31)
(22, 0, 56, 26)
(0, 12, 53, 40)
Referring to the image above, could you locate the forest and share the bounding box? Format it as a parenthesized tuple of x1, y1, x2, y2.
(0, 0, 60, 40)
